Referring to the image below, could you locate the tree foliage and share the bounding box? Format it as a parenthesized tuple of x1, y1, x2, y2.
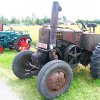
(1, 15, 100, 25)
(0, 15, 50, 25)
(23, 16, 35, 25)
(76, 19, 100, 25)
(0, 16, 9, 25)
(91, 19, 100, 24)
(10, 17, 20, 24)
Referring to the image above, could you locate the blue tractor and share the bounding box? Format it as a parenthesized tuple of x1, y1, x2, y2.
(0, 23, 31, 53)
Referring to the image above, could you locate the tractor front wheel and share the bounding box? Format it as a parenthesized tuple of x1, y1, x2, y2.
(0, 45, 3, 54)
(37, 60, 73, 99)
(12, 51, 39, 79)
(14, 35, 31, 52)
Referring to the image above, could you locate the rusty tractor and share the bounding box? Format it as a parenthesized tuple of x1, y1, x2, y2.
(12, 1, 100, 99)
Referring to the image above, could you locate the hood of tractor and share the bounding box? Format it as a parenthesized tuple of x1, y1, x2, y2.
(38, 26, 83, 50)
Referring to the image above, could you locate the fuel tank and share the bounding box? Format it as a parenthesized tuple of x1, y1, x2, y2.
(81, 33, 100, 51)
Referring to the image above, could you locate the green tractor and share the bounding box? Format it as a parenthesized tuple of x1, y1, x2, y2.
(0, 23, 31, 53)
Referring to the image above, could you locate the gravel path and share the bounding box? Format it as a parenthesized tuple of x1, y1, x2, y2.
(0, 80, 21, 100)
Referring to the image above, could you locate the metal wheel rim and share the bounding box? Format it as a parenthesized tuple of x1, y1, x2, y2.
(66, 45, 81, 67)
(17, 37, 30, 51)
(47, 69, 68, 93)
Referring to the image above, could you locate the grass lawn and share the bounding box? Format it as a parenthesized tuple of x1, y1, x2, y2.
(0, 25, 100, 100)
(0, 50, 100, 100)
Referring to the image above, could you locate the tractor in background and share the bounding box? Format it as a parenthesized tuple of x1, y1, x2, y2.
(12, 1, 100, 99)
(0, 23, 31, 53)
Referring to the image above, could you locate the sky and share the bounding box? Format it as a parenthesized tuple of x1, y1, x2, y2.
(0, 0, 100, 21)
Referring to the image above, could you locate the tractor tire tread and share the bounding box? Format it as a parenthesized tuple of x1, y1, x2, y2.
(37, 60, 73, 99)
(90, 44, 100, 79)
(12, 50, 37, 79)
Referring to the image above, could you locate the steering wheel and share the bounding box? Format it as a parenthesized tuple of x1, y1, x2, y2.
(77, 20, 87, 31)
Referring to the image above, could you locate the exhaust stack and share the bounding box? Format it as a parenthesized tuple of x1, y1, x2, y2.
(50, 1, 62, 49)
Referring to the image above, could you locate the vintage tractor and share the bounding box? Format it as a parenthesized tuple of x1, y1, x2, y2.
(12, 1, 100, 99)
(0, 23, 31, 53)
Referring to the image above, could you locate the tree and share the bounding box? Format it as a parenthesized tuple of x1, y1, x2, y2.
(0, 16, 9, 25)
(36, 18, 44, 25)
(35, 17, 50, 25)
(23, 16, 35, 25)
(10, 17, 20, 24)
(10, 17, 17, 24)
(16, 18, 20, 24)
(43, 16, 50, 24)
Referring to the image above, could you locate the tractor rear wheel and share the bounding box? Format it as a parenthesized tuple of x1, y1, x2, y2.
(0, 45, 3, 54)
(90, 43, 100, 79)
(14, 35, 31, 52)
(12, 51, 39, 79)
(37, 60, 73, 99)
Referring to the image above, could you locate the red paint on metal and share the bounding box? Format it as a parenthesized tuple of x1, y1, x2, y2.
(0, 46, 3, 53)
(63, 32, 76, 44)
(17, 37, 30, 51)
(61, 29, 83, 46)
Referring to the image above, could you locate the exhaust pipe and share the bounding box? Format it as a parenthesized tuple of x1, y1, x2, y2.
(50, 1, 62, 49)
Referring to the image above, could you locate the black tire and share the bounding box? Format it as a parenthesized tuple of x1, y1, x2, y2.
(37, 60, 73, 99)
(90, 43, 100, 79)
(14, 35, 31, 52)
(12, 50, 39, 79)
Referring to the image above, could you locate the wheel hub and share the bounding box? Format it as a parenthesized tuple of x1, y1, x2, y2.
(18, 37, 30, 51)
(64, 45, 81, 67)
(47, 71, 67, 92)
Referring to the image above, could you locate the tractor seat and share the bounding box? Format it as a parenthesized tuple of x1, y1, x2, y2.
(87, 23, 97, 28)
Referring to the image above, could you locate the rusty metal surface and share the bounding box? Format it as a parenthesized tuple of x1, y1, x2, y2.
(81, 33, 100, 51)
(38, 27, 50, 49)
(56, 28, 100, 51)
(57, 28, 83, 47)
(38, 25, 100, 52)
(47, 70, 67, 93)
